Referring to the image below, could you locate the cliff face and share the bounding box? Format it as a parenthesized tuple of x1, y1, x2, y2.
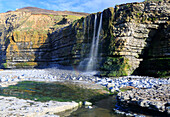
(100, 0, 170, 77)
(0, 1, 169, 77)
(50, 0, 170, 77)
(0, 8, 87, 68)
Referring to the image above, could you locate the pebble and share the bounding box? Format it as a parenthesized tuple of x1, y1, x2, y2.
(117, 84, 170, 114)
(0, 95, 78, 117)
(87, 106, 93, 109)
(0, 68, 169, 116)
(0, 68, 169, 90)
(84, 101, 92, 106)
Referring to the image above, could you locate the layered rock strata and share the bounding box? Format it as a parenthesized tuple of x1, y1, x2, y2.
(117, 84, 170, 115)
(0, 8, 87, 68)
(0, 1, 169, 77)
(50, 0, 170, 77)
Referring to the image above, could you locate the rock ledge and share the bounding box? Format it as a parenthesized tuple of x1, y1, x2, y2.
(117, 84, 170, 115)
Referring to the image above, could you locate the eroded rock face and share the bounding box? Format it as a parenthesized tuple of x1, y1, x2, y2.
(100, 1, 170, 77)
(0, 1, 169, 77)
(50, 0, 170, 77)
(0, 9, 86, 68)
(117, 84, 170, 115)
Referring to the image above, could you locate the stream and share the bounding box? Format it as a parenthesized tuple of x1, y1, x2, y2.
(67, 96, 125, 117)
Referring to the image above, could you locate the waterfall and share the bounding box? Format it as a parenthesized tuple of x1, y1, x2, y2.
(94, 13, 103, 61)
(83, 18, 86, 39)
(86, 14, 97, 71)
(78, 13, 103, 73)
(77, 17, 88, 71)
(87, 16, 90, 41)
(86, 13, 103, 71)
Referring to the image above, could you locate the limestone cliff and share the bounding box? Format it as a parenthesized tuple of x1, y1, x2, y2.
(49, 0, 170, 77)
(0, 1, 169, 77)
(0, 7, 88, 68)
(100, 0, 170, 77)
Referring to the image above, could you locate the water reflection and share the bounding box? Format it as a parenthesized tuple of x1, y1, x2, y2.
(0, 81, 105, 102)
(68, 96, 125, 117)
(0, 81, 124, 117)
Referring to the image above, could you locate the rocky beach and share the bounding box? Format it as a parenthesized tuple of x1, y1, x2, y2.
(0, 68, 169, 116)
(117, 84, 170, 115)
(0, 0, 169, 116)
(0, 96, 78, 117)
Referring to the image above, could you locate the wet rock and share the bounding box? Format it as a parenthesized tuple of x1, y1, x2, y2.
(0, 96, 79, 116)
(0, 69, 169, 116)
(117, 84, 170, 114)
(87, 106, 93, 109)
(84, 101, 92, 106)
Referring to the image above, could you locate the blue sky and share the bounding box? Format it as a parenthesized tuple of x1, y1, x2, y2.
(0, 0, 144, 13)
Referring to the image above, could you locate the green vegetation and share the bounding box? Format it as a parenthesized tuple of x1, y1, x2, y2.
(49, 14, 54, 17)
(157, 71, 168, 78)
(119, 87, 133, 92)
(137, 12, 142, 17)
(142, 17, 147, 23)
(100, 57, 130, 77)
(67, 15, 82, 21)
(15, 62, 38, 67)
(152, 17, 156, 21)
(0, 81, 107, 103)
(2, 63, 7, 68)
(148, 17, 152, 21)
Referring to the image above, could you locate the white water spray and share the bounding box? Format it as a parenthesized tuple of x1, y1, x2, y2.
(86, 13, 103, 71)
(83, 18, 86, 38)
(94, 13, 103, 61)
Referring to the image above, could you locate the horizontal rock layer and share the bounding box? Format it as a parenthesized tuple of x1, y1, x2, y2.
(117, 84, 170, 115)
(0, 0, 170, 77)
(0, 10, 86, 68)
(50, 0, 170, 77)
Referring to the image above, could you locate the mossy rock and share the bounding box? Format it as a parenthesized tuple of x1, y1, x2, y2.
(14, 62, 38, 68)
(0, 81, 107, 103)
(100, 57, 130, 77)
(2, 63, 7, 68)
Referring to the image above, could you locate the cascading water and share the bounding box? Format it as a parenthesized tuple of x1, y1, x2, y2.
(87, 16, 90, 41)
(94, 13, 103, 64)
(86, 14, 97, 71)
(86, 13, 103, 72)
(78, 13, 103, 74)
(83, 18, 86, 39)
(78, 18, 88, 71)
